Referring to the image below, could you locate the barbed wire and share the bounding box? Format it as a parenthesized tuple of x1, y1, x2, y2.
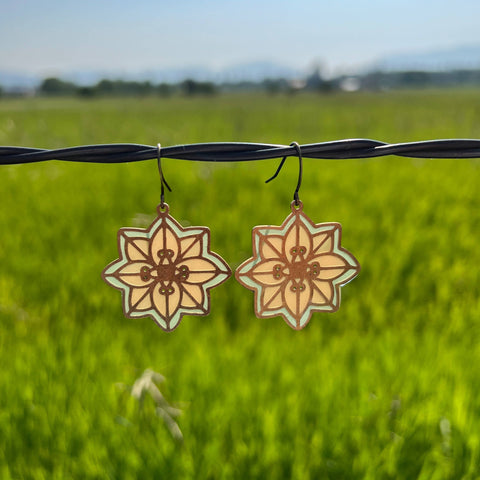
(1, 139, 480, 165)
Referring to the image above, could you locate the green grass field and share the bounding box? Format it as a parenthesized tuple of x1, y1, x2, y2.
(0, 91, 480, 479)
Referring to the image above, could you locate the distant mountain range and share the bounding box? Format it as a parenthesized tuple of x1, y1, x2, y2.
(0, 71, 39, 91)
(3, 45, 480, 91)
(371, 44, 480, 72)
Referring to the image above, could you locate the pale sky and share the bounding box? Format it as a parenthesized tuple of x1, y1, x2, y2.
(1, 0, 480, 76)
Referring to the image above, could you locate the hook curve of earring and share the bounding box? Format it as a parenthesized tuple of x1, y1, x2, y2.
(265, 141, 303, 206)
(157, 143, 172, 208)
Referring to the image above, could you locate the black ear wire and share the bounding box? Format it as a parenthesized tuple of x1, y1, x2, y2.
(157, 143, 172, 208)
(265, 141, 303, 206)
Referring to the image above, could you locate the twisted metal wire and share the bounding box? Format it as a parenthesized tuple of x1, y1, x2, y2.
(1, 139, 480, 165)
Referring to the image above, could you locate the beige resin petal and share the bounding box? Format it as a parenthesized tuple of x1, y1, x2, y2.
(150, 224, 180, 263)
(284, 221, 312, 261)
(179, 235, 202, 260)
(125, 237, 150, 262)
(311, 231, 334, 255)
(130, 286, 152, 311)
(311, 280, 333, 305)
(317, 253, 349, 268)
(250, 259, 287, 286)
(136, 294, 153, 311)
(261, 285, 283, 310)
(117, 262, 154, 287)
(181, 258, 219, 283)
(283, 280, 312, 320)
(318, 269, 349, 280)
(180, 284, 205, 309)
(152, 283, 181, 320)
(259, 235, 283, 260)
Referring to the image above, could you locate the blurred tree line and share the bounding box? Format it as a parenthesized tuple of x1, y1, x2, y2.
(36, 74, 332, 98)
(38, 77, 219, 97)
(4, 67, 480, 99)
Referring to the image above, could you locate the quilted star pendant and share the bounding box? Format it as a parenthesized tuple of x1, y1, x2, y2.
(102, 204, 231, 331)
(236, 201, 360, 330)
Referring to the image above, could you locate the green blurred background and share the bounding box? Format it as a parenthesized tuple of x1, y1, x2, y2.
(0, 91, 479, 479)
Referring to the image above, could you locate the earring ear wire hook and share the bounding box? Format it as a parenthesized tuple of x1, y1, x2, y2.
(265, 141, 303, 206)
(157, 143, 172, 207)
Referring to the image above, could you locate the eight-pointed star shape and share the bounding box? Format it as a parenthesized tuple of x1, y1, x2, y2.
(236, 202, 360, 330)
(103, 204, 231, 331)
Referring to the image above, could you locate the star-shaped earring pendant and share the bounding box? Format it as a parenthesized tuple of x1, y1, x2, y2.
(103, 204, 231, 331)
(236, 201, 360, 330)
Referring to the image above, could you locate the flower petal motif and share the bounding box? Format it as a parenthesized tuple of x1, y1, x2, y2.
(235, 201, 360, 330)
(102, 204, 231, 331)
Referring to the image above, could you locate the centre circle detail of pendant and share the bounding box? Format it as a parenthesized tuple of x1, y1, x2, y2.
(157, 264, 176, 281)
(289, 260, 310, 279)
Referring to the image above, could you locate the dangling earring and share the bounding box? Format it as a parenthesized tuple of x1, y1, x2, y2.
(236, 142, 360, 330)
(102, 144, 231, 331)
